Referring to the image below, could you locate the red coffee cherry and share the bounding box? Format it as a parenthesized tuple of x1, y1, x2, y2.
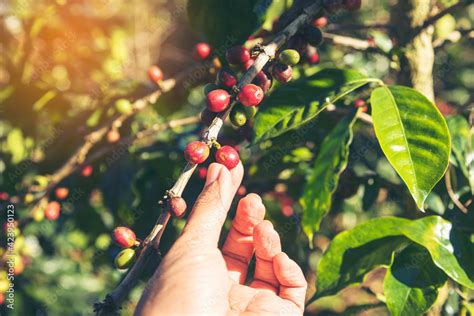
(198, 167, 208, 179)
(237, 185, 247, 196)
(0, 192, 9, 201)
(113, 226, 137, 248)
(55, 187, 69, 200)
(343, 0, 361, 11)
(272, 64, 293, 83)
(226, 46, 251, 65)
(238, 84, 264, 107)
(107, 129, 121, 143)
(252, 71, 272, 94)
(215, 146, 240, 170)
(313, 17, 328, 28)
(168, 197, 187, 218)
(184, 141, 210, 164)
(367, 35, 376, 47)
(44, 201, 61, 220)
(217, 69, 237, 88)
(81, 165, 93, 177)
(194, 42, 211, 60)
(147, 65, 163, 82)
(354, 99, 368, 112)
(309, 52, 320, 64)
(206, 89, 230, 112)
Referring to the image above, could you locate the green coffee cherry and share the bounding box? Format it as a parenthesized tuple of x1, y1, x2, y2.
(115, 99, 133, 115)
(114, 248, 136, 269)
(244, 106, 257, 120)
(304, 26, 324, 47)
(279, 49, 300, 66)
(230, 106, 247, 127)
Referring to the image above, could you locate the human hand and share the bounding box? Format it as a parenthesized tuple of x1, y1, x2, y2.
(136, 162, 307, 315)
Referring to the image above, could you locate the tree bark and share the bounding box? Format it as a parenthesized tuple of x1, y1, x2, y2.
(391, 0, 435, 101)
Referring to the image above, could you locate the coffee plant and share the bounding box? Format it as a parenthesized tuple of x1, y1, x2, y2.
(0, 0, 472, 315)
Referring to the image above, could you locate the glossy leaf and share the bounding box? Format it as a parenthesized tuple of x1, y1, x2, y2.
(300, 110, 358, 240)
(253, 68, 376, 143)
(313, 216, 474, 303)
(446, 115, 474, 194)
(313, 217, 411, 301)
(188, 0, 265, 49)
(401, 216, 474, 289)
(384, 244, 447, 316)
(370, 85, 451, 210)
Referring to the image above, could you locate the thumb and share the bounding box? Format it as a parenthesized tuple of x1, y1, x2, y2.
(181, 162, 244, 247)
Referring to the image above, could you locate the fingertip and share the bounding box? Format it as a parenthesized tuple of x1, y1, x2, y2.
(234, 194, 265, 234)
(254, 220, 281, 260)
(205, 163, 225, 186)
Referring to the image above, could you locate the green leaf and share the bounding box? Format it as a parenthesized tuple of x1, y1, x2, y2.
(300, 110, 358, 240)
(446, 115, 473, 194)
(401, 216, 474, 289)
(313, 217, 411, 300)
(260, 0, 288, 31)
(384, 244, 447, 316)
(370, 85, 451, 210)
(313, 216, 474, 303)
(187, 0, 263, 49)
(253, 68, 376, 143)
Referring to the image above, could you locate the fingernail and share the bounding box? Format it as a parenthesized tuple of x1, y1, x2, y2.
(205, 163, 223, 186)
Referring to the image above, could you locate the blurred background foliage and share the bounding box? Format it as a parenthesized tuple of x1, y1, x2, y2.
(0, 0, 472, 315)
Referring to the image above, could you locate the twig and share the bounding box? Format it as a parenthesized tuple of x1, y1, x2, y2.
(433, 28, 474, 49)
(323, 32, 374, 51)
(94, 1, 326, 313)
(445, 164, 468, 214)
(326, 22, 393, 31)
(83, 115, 201, 166)
(412, 1, 470, 39)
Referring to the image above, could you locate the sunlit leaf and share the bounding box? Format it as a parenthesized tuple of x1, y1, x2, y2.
(312, 216, 474, 303)
(401, 216, 474, 289)
(370, 86, 451, 210)
(253, 68, 376, 143)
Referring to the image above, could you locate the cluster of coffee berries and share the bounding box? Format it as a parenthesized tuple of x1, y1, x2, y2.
(112, 226, 140, 269)
(183, 141, 241, 171)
